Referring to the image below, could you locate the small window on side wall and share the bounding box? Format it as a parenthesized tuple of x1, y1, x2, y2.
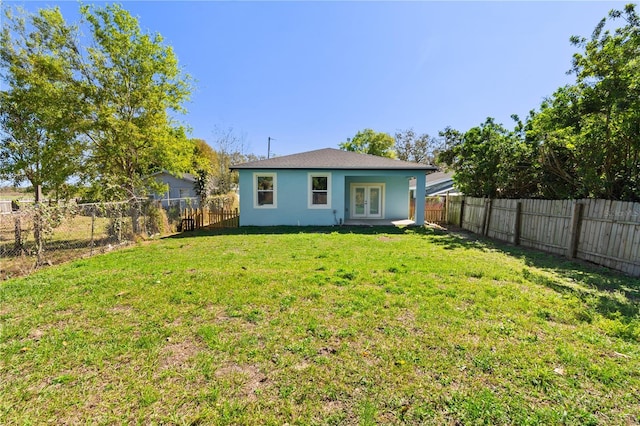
(254, 173, 277, 208)
(308, 173, 331, 209)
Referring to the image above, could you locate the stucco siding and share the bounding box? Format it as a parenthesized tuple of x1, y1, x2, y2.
(238, 169, 414, 226)
(344, 175, 410, 220)
(239, 169, 344, 226)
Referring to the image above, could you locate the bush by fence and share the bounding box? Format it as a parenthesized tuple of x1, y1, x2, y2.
(447, 196, 640, 277)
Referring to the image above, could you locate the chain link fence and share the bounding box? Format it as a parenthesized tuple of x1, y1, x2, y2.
(0, 200, 175, 280)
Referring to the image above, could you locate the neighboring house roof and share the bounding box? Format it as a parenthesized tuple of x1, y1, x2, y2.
(410, 171, 458, 196)
(150, 170, 197, 183)
(426, 171, 454, 186)
(230, 148, 437, 171)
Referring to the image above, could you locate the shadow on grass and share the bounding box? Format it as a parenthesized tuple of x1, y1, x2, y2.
(1, 236, 118, 254)
(425, 227, 640, 322)
(164, 224, 415, 239)
(1, 237, 128, 280)
(168, 224, 640, 321)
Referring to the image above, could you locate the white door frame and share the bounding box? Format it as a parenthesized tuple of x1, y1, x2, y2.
(350, 183, 384, 219)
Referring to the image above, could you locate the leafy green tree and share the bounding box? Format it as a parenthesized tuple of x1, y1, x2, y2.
(80, 4, 193, 203)
(568, 4, 640, 200)
(438, 117, 538, 198)
(339, 129, 396, 158)
(191, 138, 217, 202)
(527, 4, 640, 201)
(394, 129, 440, 164)
(527, 86, 584, 198)
(0, 7, 85, 202)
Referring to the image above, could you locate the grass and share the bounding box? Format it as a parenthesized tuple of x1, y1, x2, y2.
(1, 226, 639, 424)
(0, 187, 29, 201)
(1, 215, 115, 279)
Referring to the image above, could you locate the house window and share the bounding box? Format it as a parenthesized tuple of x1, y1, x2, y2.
(308, 173, 331, 209)
(254, 173, 277, 208)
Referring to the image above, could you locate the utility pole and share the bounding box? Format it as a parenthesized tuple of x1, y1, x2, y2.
(268, 137, 275, 159)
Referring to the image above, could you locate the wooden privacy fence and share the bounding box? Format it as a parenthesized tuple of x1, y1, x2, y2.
(447, 197, 640, 277)
(410, 196, 447, 224)
(207, 208, 240, 229)
(181, 207, 239, 230)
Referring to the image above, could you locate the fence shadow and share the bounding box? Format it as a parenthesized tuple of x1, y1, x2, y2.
(425, 227, 640, 321)
(163, 224, 418, 239)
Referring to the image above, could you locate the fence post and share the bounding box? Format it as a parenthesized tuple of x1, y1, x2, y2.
(90, 209, 96, 255)
(14, 215, 23, 255)
(445, 193, 450, 224)
(482, 198, 492, 236)
(459, 199, 465, 228)
(118, 208, 123, 243)
(34, 204, 44, 266)
(514, 201, 522, 245)
(567, 201, 583, 259)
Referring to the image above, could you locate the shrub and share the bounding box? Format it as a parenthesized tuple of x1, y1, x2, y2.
(145, 203, 170, 235)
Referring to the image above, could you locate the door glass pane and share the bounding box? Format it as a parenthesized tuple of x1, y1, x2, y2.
(355, 187, 365, 215)
(369, 188, 380, 215)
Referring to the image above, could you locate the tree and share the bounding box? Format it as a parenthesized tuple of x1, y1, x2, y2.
(522, 4, 640, 201)
(80, 4, 193, 203)
(438, 126, 464, 162)
(527, 86, 585, 199)
(394, 129, 440, 164)
(438, 117, 538, 198)
(567, 3, 640, 200)
(191, 138, 218, 202)
(210, 127, 246, 196)
(339, 129, 396, 158)
(438, 5, 640, 201)
(0, 7, 85, 202)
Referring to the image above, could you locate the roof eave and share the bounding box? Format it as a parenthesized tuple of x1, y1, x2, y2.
(230, 166, 437, 171)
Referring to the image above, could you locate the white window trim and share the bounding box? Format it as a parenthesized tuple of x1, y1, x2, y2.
(308, 172, 332, 209)
(253, 172, 277, 209)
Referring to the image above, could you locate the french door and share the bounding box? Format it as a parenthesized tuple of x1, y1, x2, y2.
(351, 184, 383, 219)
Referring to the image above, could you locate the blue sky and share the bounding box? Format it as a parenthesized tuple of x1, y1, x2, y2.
(4, 1, 634, 157)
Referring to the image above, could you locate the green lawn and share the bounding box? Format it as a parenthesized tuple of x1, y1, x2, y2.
(1, 226, 639, 424)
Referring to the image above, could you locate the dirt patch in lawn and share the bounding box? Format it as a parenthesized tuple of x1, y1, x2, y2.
(215, 363, 267, 401)
(158, 338, 202, 371)
(108, 304, 133, 315)
(377, 236, 399, 242)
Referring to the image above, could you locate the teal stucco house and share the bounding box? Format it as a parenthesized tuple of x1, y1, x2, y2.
(230, 148, 436, 226)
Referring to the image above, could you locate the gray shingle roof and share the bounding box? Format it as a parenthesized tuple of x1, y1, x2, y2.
(230, 148, 437, 171)
(150, 170, 197, 182)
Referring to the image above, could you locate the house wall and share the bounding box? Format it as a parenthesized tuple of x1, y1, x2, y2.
(153, 173, 197, 200)
(238, 169, 415, 226)
(344, 174, 410, 220)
